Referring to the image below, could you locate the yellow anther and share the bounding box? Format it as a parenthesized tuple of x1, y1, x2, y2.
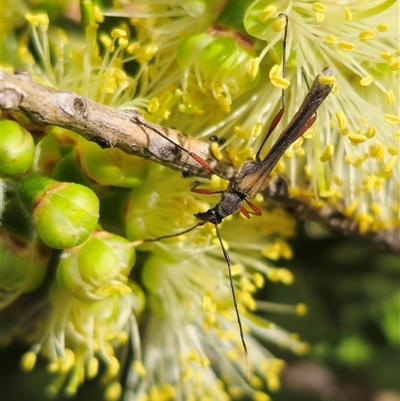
(126, 41, 140, 54)
(320, 144, 334, 162)
(319, 74, 336, 85)
(20, 352, 37, 372)
(250, 375, 264, 389)
(253, 272, 265, 288)
(394, 131, 400, 139)
(357, 212, 374, 234)
(354, 153, 368, 167)
(389, 60, 400, 70)
(202, 294, 213, 311)
(217, 97, 231, 113)
(254, 391, 271, 401)
(25, 13, 50, 28)
(118, 38, 129, 49)
(211, 142, 223, 160)
(87, 357, 99, 378)
(303, 128, 314, 138)
(338, 41, 356, 51)
(248, 57, 260, 78)
(229, 386, 244, 399)
(366, 126, 377, 138)
(259, 5, 277, 22)
(376, 23, 388, 32)
(359, 30, 375, 41)
(271, 76, 291, 89)
(292, 137, 304, 150)
(359, 75, 373, 86)
(111, 29, 126, 38)
(371, 202, 381, 216)
(348, 133, 367, 144)
(380, 51, 392, 60)
(336, 110, 347, 130)
(104, 382, 122, 401)
(93, 6, 104, 23)
(344, 199, 358, 215)
(159, 92, 173, 106)
(313, 3, 327, 12)
(324, 34, 337, 45)
(234, 126, 250, 141)
(383, 156, 397, 173)
(251, 122, 263, 138)
(181, 366, 193, 381)
(304, 165, 312, 178)
(344, 6, 352, 21)
(227, 349, 239, 361)
(296, 342, 310, 355)
(388, 146, 398, 155)
(133, 360, 147, 377)
(315, 12, 325, 23)
(269, 64, 281, 79)
(385, 90, 395, 105)
(384, 114, 400, 124)
(279, 268, 294, 285)
(296, 303, 308, 316)
(272, 18, 286, 32)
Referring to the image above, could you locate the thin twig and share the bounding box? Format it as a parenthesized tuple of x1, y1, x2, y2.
(1, 70, 398, 253)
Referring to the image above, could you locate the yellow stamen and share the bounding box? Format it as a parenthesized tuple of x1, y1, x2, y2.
(313, 2, 327, 12)
(336, 111, 347, 130)
(376, 23, 388, 32)
(20, 352, 37, 371)
(348, 133, 367, 144)
(359, 75, 373, 86)
(385, 90, 395, 105)
(344, 6, 352, 21)
(319, 74, 336, 85)
(320, 144, 334, 162)
(384, 114, 400, 124)
(359, 30, 375, 41)
(338, 41, 356, 51)
(111, 29, 126, 39)
(217, 97, 231, 113)
(271, 76, 291, 89)
(210, 142, 223, 160)
(259, 5, 277, 23)
(324, 34, 337, 45)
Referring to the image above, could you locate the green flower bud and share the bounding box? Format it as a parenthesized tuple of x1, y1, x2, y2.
(77, 140, 145, 188)
(0, 231, 50, 296)
(56, 231, 136, 302)
(19, 175, 99, 249)
(0, 119, 35, 176)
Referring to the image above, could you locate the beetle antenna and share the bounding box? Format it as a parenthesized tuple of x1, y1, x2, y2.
(214, 224, 251, 380)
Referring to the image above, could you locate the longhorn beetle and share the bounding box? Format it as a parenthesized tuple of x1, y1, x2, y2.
(133, 14, 333, 377)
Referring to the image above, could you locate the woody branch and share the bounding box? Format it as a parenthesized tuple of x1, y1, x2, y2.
(1, 70, 398, 253)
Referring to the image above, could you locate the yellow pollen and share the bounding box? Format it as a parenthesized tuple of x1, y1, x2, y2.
(319, 74, 336, 85)
(272, 18, 286, 32)
(376, 23, 388, 32)
(336, 111, 347, 130)
(234, 126, 250, 141)
(259, 5, 278, 23)
(359, 30, 375, 41)
(383, 156, 397, 173)
(348, 133, 367, 144)
(338, 41, 356, 51)
(210, 142, 223, 160)
(380, 51, 392, 60)
(359, 75, 373, 86)
(385, 90, 395, 105)
(111, 29, 126, 39)
(324, 34, 337, 45)
(20, 352, 37, 371)
(147, 97, 160, 113)
(271, 76, 291, 89)
(252, 122, 263, 138)
(296, 303, 308, 316)
(371, 202, 381, 216)
(313, 2, 327, 12)
(384, 114, 400, 124)
(389, 60, 400, 70)
(344, 199, 358, 215)
(344, 6, 352, 21)
(320, 144, 334, 162)
(366, 126, 377, 138)
(315, 12, 325, 23)
(248, 57, 260, 79)
(254, 391, 271, 401)
(217, 97, 231, 113)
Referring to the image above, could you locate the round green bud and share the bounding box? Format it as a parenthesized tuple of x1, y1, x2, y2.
(0, 232, 50, 294)
(20, 175, 99, 249)
(56, 231, 136, 301)
(0, 119, 35, 175)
